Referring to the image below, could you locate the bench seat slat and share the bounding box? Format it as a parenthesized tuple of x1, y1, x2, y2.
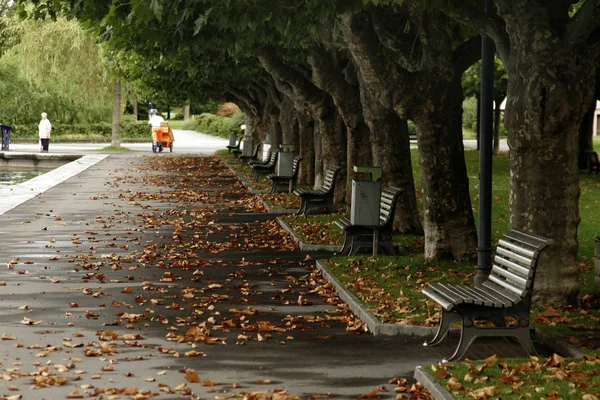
(481, 280, 522, 304)
(441, 284, 500, 307)
(435, 283, 484, 306)
(435, 283, 514, 308)
(426, 283, 468, 306)
(422, 286, 455, 311)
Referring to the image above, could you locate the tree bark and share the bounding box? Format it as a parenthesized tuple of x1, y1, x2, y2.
(133, 96, 138, 120)
(357, 66, 423, 234)
(493, 99, 502, 155)
(306, 44, 372, 202)
(297, 111, 316, 185)
(111, 81, 121, 148)
(495, 1, 594, 305)
(184, 104, 191, 122)
(411, 80, 476, 260)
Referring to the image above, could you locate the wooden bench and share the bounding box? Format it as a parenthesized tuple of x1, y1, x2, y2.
(226, 135, 243, 153)
(586, 151, 600, 175)
(239, 144, 261, 165)
(421, 229, 554, 362)
(251, 151, 278, 180)
(267, 155, 303, 193)
(335, 186, 402, 256)
(293, 166, 341, 215)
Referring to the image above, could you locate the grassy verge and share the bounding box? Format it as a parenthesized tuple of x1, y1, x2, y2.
(91, 146, 136, 152)
(219, 147, 600, 343)
(427, 354, 600, 399)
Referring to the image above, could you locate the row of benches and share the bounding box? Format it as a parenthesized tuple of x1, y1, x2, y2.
(227, 141, 556, 363)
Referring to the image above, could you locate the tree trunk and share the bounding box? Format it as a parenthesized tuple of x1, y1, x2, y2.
(578, 100, 595, 169)
(297, 111, 315, 185)
(358, 71, 423, 234)
(411, 80, 477, 260)
(497, 2, 595, 305)
(493, 99, 502, 155)
(111, 81, 121, 148)
(133, 97, 138, 120)
(306, 45, 372, 203)
(316, 107, 347, 202)
(279, 96, 299, 148)
(184, 104, 191, 121)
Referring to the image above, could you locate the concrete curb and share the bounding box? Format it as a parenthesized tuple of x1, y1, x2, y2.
(414, 367, 455, 400)
(534, 328, 585, 359)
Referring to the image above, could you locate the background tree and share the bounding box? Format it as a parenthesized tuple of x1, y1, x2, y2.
(462, 58, 508, 154)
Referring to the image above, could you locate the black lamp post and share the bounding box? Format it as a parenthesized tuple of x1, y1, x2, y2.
(475, 0, 495, 285)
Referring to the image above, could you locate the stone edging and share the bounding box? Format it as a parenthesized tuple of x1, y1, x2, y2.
(414, 367, 455, 400)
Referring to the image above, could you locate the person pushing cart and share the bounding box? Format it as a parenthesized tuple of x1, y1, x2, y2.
(149, 109, 174, 153)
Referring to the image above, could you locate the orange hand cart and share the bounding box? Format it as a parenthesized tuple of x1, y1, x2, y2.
(152, 122, 174, 153)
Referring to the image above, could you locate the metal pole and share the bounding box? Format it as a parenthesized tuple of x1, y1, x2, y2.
(475, 0, 494, 285)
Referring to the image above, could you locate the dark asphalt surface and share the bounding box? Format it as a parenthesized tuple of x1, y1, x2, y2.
(0, 151, 547, 399)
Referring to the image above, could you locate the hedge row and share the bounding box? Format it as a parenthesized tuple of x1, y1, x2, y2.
(9, 121, 149, 140)
(182, 112, 245, 138)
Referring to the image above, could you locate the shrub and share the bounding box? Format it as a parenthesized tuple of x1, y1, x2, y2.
(463, 96, 478, 132)
(10, 121, 149, 140)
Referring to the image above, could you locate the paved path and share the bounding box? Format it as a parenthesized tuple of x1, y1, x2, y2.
(0, 132, 531, 399)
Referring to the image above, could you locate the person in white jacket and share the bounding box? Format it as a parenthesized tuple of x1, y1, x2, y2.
(38, 112, 52, 152)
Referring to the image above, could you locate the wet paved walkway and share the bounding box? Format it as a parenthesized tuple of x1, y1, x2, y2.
(0, 131, 535, 399)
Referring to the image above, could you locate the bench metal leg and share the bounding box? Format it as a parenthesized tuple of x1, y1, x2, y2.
(424, 310, 460, 347)
(295, 199, 307, 215)
(336, 233, 353, 255)
(513, 327, 538, 357)
(446, 322, 479, 362)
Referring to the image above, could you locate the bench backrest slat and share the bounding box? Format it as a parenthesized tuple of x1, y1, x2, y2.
(488, 229, 554, 300)
(322, 166, 341, 190)
(291, 156, 303, 177)
(488, 274, 526, 297)
(495, 246, 533, 266)
(498, 239, 535, 259)
(378, 186, 402, 228)
(267, 151, 278, 166)
(490, 264, 528, 288)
